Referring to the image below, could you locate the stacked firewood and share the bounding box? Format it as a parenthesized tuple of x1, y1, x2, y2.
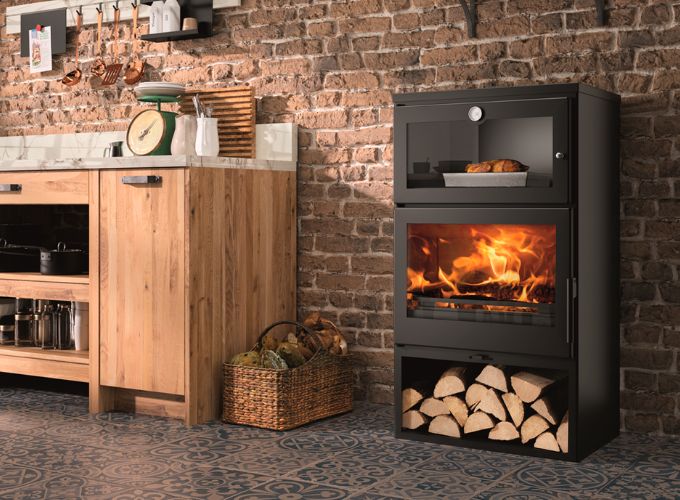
(402, 364, 568, 453)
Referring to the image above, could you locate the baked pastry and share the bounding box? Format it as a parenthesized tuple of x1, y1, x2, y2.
(465, 159, 526, 173)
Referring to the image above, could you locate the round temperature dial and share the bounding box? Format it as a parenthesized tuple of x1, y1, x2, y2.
(468, 106, 484, 122)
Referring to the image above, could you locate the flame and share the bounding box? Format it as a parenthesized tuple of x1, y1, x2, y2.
(407, 224, 556, 308)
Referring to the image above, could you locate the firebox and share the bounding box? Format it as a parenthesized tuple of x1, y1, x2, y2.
(393, 84, 620, 461)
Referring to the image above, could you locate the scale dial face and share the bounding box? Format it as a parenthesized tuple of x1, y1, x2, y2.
(127, 109, 166, 156)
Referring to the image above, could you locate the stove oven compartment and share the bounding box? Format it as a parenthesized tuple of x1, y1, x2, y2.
(395, 207, 572, 358)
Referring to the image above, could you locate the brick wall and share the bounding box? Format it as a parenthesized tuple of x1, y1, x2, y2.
(1, 0, 679, 435)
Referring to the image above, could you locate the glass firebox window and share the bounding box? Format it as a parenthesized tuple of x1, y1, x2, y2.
(406, 117, 554, 189)
(407, 224, 557, 326)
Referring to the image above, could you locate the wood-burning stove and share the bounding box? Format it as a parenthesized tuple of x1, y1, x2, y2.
(393, 84, 620, 461)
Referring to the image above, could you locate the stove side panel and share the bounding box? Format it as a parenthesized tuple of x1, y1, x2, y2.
(576, 91, 621, 459)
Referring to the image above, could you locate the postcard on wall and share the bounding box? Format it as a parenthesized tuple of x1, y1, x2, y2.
(29, 26, 52, 74)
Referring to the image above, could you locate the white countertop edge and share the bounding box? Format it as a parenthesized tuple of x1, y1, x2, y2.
(0, 155, 297, 173)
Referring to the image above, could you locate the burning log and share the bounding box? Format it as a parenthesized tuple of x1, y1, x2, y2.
(520, 414, 550, 444)
(511, 371, 554, 403)
(476, 365, 508, 392)
(429, 415, 461, 438)
(443, 395, 468, 428)
(465, 383, 487, 410)
(488, 421, 520, 441)
(402, 410, 429, 430)
(557, 412, 569, 453)
(477, 388, 507, 421)
(433, 367, 466, 398)
(531, 396, 558, 425)
(464, 411, 495, 434)
(502, 392, 525, 428)
(420, 397, 450, 418)
(534, 432, 560, 452)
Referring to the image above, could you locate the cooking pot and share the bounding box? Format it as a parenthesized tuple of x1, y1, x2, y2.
(40, 242, 84, 276)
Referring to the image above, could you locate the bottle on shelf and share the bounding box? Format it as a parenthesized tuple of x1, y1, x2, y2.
(163, 0, 181, 33)
(150, 0, 165, 34)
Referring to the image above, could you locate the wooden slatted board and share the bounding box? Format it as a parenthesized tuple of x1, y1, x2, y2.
(180, 86, 256, 159)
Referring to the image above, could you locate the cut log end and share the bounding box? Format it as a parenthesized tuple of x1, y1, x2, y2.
(465, 383, 487, 411)
(488, 421, 520, 441)
(557, 412, 569, 453)
(420, 397, 450, 418)
(476, 365, 508, 393)
(502, 392, 525, 428)
(531, 396, 558, 426)
(520, 414, 550, 444)
(429, 414, 461, 438)
(433, 366, 466, 398)
(511, 371, 554, 403)
(402, 387, 427, 413)
(402, 410, 429, 430)
(534, 431, 560, 452)
(477, 388, 507, 422)
(443, 395, 469, 428)
(464, 411, 495, 434)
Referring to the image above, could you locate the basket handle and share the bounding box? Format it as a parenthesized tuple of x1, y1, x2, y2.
(255, 320, 322, 352)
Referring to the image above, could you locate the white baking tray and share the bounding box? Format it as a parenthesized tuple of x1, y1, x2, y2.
(443, 172, 528, 187)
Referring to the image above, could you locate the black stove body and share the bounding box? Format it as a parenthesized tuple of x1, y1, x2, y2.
(393, 84, 620, 461)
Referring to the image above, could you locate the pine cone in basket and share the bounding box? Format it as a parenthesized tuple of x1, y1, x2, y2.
(303, 312, 349, 356)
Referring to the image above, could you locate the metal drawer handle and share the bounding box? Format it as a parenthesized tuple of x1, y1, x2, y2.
(0, 184, 22, 192)
(121, 175, 162, 185)
(469, 354, 493, 362)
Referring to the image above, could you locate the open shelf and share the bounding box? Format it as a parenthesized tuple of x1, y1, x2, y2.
(0, 345, 89, 383)
(0, 273, 89, 302)
(141, 28, 204, 42)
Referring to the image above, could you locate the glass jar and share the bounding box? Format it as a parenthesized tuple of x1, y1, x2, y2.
(0, 324, 14, 345)
(14, 313, 34, 346)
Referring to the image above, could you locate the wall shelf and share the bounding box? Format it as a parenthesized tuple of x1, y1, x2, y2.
(5, 0, 241, 35)
(140, 28, 201, 43)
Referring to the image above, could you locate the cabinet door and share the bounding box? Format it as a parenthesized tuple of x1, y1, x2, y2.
(99, 169, 185, 395)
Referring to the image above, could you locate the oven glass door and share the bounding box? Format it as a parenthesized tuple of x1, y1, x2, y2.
(394, 98, 570, 204)
(395, 207, 572, 358)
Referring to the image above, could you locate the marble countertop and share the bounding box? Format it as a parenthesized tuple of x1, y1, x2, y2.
(0, 155, 297, 172)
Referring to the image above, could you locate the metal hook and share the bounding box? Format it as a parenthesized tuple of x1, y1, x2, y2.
(131, 1, 137, 8)
(96, 3, 102, 14)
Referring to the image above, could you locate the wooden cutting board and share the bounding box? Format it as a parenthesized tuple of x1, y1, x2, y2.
(180, 86, 256, 159)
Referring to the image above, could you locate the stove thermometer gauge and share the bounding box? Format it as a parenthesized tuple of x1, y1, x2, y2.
(468, 106, 483, 122)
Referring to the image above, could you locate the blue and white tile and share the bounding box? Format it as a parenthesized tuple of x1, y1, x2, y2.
(293, 454, 404, 489)
(149, 434, 248, 472)
(208, 442, 323, 476)
(276, 432, 360, 454)
(597, 473, 680, 500)
(507, 462, 612, 494)
(0, 465, 48, 495)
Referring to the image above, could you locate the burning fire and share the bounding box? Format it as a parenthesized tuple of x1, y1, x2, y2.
(408, 224, 556, 306)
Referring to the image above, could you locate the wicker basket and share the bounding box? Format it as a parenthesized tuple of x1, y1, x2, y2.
(223, 320, 353, 430)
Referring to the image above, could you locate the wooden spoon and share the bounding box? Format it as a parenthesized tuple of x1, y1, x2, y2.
(91, 8, 106, 78)
(62, 10, 83, 86)
(123, 3, 145, 85)
(101, 6, 122, 86)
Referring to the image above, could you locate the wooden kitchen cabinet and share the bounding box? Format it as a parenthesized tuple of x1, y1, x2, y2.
(0, 163, 296, 426)
(99, 169, 186, 396)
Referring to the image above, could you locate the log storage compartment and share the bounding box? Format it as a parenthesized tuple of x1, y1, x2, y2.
(393, 84, 620, 461)
(398, 351, 571, 458)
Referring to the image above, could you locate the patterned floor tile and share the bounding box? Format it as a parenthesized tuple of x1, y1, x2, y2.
(233, 479, 351, 499)
(0, 388, 678, 500)
(149, 434, 249, 472)
(364, 468, 494, 499)
(596, 473, 680, 499)
(292, 455, 404, 489)
(209, 442, 325, 476)
(140, 465, 270, 499)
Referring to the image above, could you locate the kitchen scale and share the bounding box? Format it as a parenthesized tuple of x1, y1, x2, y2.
(127, 95, 179, 156)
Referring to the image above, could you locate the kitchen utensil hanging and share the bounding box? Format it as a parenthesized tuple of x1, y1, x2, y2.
(123, 2, 145, 85)
(62, 9, 83, 86)
(101, 5, 122, 85)
(91, 7, 106, 78)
